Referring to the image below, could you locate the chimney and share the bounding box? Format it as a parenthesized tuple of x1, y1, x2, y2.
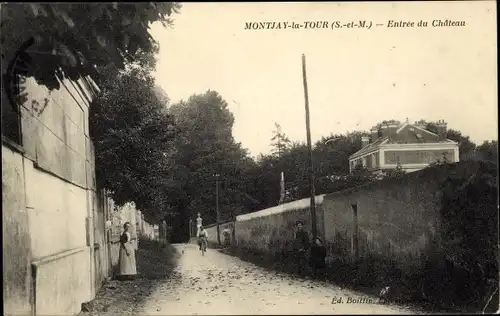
(370, 127, 379, 142)
(436, 119, 447, 141)
(414, 120, 427, 128)
(380, 122, 400, 140)
(361, 136, 370, 147)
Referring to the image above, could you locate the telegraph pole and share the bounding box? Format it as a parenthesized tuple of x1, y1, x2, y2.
(189, 218, 193, 239)
(302, 54, 317, 241)
(215, 173, 221, 246)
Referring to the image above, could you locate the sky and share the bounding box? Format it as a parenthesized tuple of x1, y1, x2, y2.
(151, 1, 497, 158)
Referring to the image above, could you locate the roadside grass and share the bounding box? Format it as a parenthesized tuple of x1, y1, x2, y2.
(219, 246, 450, 314)
(79, 238, 179, 316)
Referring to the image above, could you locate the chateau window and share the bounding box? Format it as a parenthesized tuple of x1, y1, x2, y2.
(389, 152, 397, 163)
(416, 133, 424, 142)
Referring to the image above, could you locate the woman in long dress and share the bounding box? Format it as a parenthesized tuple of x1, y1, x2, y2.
(118, 222, 137, 280)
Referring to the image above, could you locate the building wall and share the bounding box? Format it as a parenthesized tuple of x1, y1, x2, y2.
(3, 75, 95, 315)
(92, 189, 110, 295)
(2, 74, 158, 315)
(350, 151, 380, 172)
(2, 146, 32, 315)
(350, 145, 459, 174)
(384, 149, 456, 165)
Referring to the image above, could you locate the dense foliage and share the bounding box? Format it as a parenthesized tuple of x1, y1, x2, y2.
(428, 161, 498, 310)
(166, 91, 259, 225)
(90, 65, 177, 223)
(1, 3, 181, 89)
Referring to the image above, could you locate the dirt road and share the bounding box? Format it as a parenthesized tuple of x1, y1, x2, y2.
(139, 243, 422, 315)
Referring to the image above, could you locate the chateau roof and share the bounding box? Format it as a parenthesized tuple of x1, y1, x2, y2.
(349, 122, 457, 159)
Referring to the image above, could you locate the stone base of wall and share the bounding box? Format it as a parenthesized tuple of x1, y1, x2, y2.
(32, 246, 92, 315)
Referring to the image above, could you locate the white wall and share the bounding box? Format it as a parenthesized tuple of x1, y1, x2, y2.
(3, 75, 98, 315)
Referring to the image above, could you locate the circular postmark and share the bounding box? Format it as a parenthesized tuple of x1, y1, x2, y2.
(3, 37, 34, 114)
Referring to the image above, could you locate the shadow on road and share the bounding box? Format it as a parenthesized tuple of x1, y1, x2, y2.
(79, 238, 180, 316)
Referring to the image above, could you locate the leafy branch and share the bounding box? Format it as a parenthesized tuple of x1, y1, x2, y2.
(1, 3, 181, 89)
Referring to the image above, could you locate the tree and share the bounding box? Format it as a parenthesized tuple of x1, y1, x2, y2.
(270, 123, 291, 158)
(446, 129, 477, 161)
(89, 64, 176, 223)
(346, 164, 377, 187)
(154, 85, 170, 106)
(247, 154, 282, 210)
(277, 142, 310, 199)
(166, 91, 259, 229)
(425, 122, 477, 161)
(313, 131, 366, 176)
(435, 161, 498, 309)
(380, 163, 406, 179)
(1, 3, 181, 89)
(244, 131, 371, 209)
(476, 140, 498, 163)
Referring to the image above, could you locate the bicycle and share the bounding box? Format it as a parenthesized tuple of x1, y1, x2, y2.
(200, 237, 207, 256)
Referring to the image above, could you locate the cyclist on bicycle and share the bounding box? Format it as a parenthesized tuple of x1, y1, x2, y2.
(197, 226, 209, 251)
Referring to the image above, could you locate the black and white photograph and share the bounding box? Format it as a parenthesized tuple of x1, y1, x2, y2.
(1, 2, 498, 315)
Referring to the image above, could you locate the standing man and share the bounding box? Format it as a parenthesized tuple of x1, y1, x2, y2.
(294, 220, 310, 277)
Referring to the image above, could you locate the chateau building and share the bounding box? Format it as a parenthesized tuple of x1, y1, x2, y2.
(349, 119, 460, 174)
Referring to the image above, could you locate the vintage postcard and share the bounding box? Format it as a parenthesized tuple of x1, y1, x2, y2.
(1, 1, 497, 315)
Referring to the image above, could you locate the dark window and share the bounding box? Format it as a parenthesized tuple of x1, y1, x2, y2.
(391, 152, 397, 162)
(1, 72, 24, 145)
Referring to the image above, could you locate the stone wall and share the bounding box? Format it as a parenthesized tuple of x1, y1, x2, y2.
(204, 221, 235, 247)
(322, 167, 443, 272)
(108, 202, 158, 275)
(235, 196, 325, 256)
(233, 167, 447, 271)
(231, 161, 498, 310)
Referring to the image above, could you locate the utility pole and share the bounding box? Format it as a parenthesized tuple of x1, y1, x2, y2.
(189, 218, 193, 239)
(302, 54, 317, 241)
(215, 173, 221, 246)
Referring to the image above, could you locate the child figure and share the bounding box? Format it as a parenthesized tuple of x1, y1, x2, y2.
(310, 237, 327, 279)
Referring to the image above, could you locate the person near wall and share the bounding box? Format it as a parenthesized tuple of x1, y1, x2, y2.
(310, 237, 327, 279)
(222, 228, 231, 247)
(118, 222, 137, 280)
(294, 220, 310, 277)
